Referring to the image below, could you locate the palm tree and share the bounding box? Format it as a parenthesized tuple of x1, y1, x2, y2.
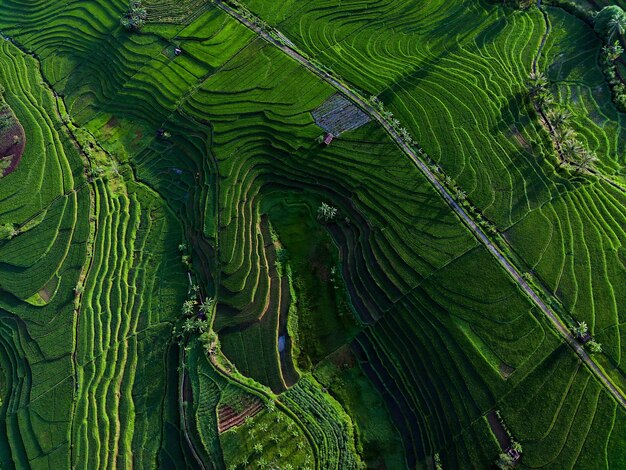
(253, 443, 263, 454)
(576, 149, 598, 172)
(199, 297, 214, 315)
(608, 13, 626, 41)
(535, 90, 554, 108)
(182, 318, 196, 333)
(573, 321, 588, 338)
(555, 126, 576, 144)
(528, 71, 548, 95)
(194, 319, 208, 333)
(547, 109, 570, 129)
(317, 202, 338, 222)
(562, 139, 582, 161)
(182, 299, 196, 316)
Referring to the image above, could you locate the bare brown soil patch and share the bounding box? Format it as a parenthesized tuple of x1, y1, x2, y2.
(0, 107, 26, 177)
(217, 395, 263, 433)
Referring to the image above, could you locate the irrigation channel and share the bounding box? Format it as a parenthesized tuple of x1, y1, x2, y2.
(214, 0, 626, 409)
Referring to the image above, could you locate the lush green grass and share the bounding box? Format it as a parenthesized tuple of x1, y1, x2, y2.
(241, 0, 626, 387)
(0, 39, 89, 469)
(1, 1, 626, 469)
(500, 345, 626, 468)
(314, 349, 405, 469)
(262, 191, 358, 368)
(72, 176, 187, 469)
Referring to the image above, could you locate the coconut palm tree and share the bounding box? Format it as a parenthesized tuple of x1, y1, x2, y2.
(608, 13, 626, 41)
(194, 319, 208, 333)
(562, 139, 582, 161)
(535, 90, 554, 108)
(573, 321, 588, 338)
(182, 299, 196, 316)
(576, 149, 598, 172)
(182, 318, 196, 333)
(528, 71, 548, 95)
(555, 126, 576, 144)
(547, 109, 570, 128)
(317, 202, 338, 222)
(199, 297, 214, 315)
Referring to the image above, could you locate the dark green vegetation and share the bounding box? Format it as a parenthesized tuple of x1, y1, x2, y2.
(0, 0, 624, 469)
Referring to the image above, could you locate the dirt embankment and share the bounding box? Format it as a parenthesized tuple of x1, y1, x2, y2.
(0, 106, 26, 177)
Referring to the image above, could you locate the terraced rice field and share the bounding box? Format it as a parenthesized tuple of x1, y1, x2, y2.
(0, 0, 625, 468)
(240, 0, 626, 376)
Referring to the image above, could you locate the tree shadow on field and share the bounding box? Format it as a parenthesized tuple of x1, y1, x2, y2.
(489, 91, 562, 221)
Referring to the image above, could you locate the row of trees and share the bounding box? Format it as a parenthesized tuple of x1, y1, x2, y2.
(528, 72, 598, 172)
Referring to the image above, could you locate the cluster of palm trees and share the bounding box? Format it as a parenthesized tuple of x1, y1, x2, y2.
(181, 296, 213, 334)
(120, 1, 147, 32)
(594, 7, 626, 111)
(528, 72, 597, 173)
(600, 41, 626, 112)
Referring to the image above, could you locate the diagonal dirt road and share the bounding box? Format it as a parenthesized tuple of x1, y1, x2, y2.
(213, 0, 626, 409)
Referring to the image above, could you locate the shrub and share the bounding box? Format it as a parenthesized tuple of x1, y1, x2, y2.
(0, 223, 17, 240)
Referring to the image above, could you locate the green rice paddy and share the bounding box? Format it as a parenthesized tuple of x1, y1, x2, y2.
(0, 0, 624, 468)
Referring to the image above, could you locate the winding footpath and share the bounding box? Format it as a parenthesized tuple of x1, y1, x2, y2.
(214, 0, 626, 409)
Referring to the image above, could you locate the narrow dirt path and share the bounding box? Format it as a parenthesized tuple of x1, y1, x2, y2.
(214, 0, 626, 409)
